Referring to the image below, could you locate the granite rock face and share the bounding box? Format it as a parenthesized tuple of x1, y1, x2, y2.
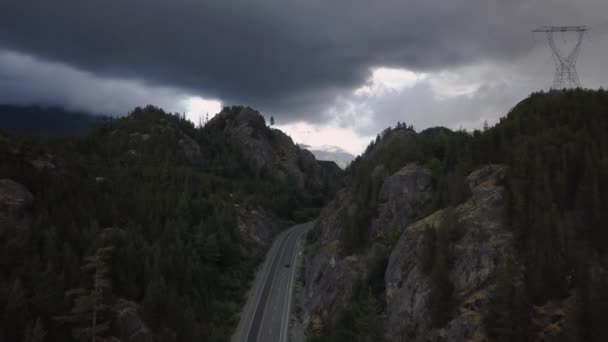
(299, 164, 512, 340)
(235, 205, 288, 255)
(206, 106, 343, 195)
(300, 189, 359, 332)
(177, 134, 202, 165)
(385, 164, 512, 342)
(370, 164, 433, 240)
(300, 163, 434, 334)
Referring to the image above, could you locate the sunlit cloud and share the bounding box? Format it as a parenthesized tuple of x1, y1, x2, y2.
(355, 67, 426, 96)
(276, 121, 373, 156)
(182, 97, 222, 125)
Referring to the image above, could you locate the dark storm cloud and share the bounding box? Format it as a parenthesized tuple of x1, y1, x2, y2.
(0, 0, 603, 121)
(0, 49, 188, 115)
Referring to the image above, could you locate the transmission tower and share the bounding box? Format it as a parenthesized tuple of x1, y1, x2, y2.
(533, 26, 587, 89)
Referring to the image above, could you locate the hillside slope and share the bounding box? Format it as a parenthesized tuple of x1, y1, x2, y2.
(205, 106, 344, 207)
(0, 105, 341, 342)
(300, 89, 608, 342)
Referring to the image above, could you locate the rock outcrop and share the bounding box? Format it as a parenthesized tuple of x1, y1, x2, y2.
(370, 164, 433, 240)
(113, 299, 155, 342)
(0, 179, 33, 219)
(299, 163, 512, 341)
(235, 205, 288, 255)
(29, 156, 56, 171)
(177, 134, 202, 165)
(385, 164, 512, 341)
(300, 163, 434, 334)
(205, 106, 343, 195)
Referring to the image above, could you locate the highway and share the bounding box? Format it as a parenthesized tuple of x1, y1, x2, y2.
(231, 222, 311, 342)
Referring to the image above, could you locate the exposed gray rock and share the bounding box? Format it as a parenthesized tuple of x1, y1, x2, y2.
(371, 164, 433, 240)
(310, 189, 354, 245)
(235, 205, 287, 256)
(385, 164, 512, 342)
(531, 295, 575, 342)
(0, 179, 33, 218)
(466, 164, 505, 190)
(114, 299, 155, 342)
(299, 189, 359, 333)
(205, 106, 342, 195)
(177, 134, 202, 164)
(303, 239, 362, 334)
(385, 210, 440, 341)
(428, 287, 492, 342)
(300, 163, 434, 335)
(29, 158, 56, 171)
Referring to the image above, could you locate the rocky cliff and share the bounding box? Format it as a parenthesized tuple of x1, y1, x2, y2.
(298, 162, 514, 341)
(300, 163, 435, 335)
(205, 106, 343, 196)
(385, 164, 511, 341)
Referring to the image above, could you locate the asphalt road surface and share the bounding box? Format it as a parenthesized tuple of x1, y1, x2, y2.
(231, 222, 311, 342)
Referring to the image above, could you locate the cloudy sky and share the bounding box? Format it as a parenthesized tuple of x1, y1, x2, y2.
(1, 1, 608, 155)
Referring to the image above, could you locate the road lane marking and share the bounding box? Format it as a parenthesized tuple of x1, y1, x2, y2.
(253, 227, 295, 341)
(279, 224, 310, 342)
(244, 229, 292, 342)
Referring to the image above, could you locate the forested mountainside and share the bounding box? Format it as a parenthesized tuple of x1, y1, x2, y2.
(300, 89, 608, 342)
(0, 105, 341, 342)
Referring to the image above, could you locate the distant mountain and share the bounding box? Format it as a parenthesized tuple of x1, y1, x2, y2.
(0, 104, 104, 136)
(299, 144, 355, 169)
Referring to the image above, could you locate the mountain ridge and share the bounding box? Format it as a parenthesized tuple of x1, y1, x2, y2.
(2, 90, 608, 342)
(298, 89, 608, 342)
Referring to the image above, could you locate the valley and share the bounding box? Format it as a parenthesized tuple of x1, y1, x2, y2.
(1, 89, 608, 341)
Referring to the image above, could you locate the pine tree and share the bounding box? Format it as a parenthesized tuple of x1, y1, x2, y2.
(270, 116, 275, 126)
(420, 224, 436, 274)
(4, 278, 29, 341)
(57, 246, 114, 342)
(143, 273, 168, 329)
(484, 256, 529, 341)
(429, 221, 454, 327)
(485, 258, 515, 340)
(24, 317, 47, 342)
